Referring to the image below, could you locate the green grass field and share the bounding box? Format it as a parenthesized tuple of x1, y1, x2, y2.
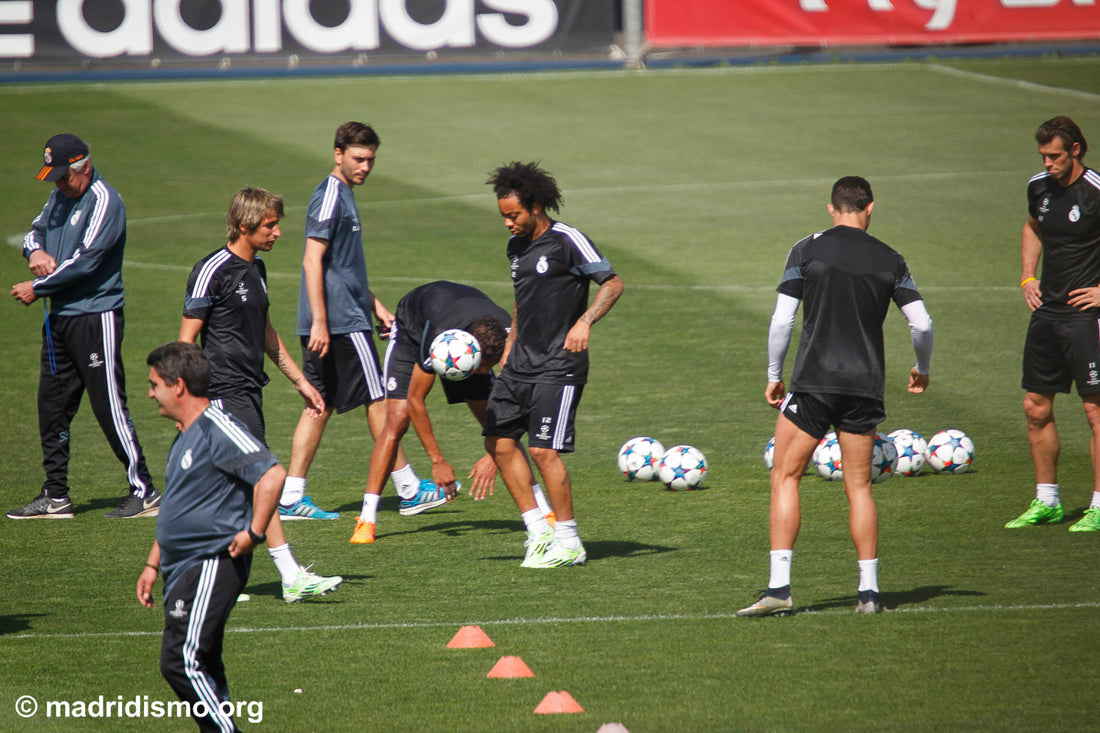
(2, 56, 1100, 732)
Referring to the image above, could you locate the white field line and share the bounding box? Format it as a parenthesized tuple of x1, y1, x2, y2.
(926, 64, 1100, 102)
(6, 601, 1100, 641)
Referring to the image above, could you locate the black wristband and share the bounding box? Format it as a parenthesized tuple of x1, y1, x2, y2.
(247, 528, 266, 545)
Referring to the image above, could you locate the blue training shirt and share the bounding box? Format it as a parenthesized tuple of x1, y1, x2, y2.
(156, 405, 278, 592)
(297, 175, 373, 336)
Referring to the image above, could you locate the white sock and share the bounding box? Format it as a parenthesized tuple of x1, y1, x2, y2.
(391, 464, 420, 499)
(268, 543, 301, 586)
(769, 550, 793, 590)
(1090, 491, 1100, 510)
(281, 476, 306, 507)
(521, 508, 552, 537)
(1036, 483, 1060, 507)
(360, 493, 382, 524)
(554, 518, 581, 550)
(858, 558, 879, 593)
(531, 483, 552, 515)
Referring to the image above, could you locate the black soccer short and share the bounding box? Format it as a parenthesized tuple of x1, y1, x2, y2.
(300, 330, 384, 413)
(780, 391, 885, 439)
(482, 373, 583, 452)
(1022, 312, 1100, 396)
(210, 390, 265, 445)
(383, 320, 494, 403)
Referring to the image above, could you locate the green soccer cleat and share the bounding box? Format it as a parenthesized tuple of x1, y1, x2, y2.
(1068, 507, 1100, 533)
(525, 539, 587, 568)
(282, 567, 343, 603)
(1005, 498, 1064, 528)
(520, 528, 556, 568)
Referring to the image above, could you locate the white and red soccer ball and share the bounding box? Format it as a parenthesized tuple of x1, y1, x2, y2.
(617, 437, 665, 482)
(888, 428, 928, 477)
(657, 445, 708, 490)
(812, 431, 897, 483)
(925, 429, 975, 474)
(428, 329, 481, 381)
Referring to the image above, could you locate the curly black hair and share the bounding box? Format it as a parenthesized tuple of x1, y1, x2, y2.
(486, 161, 562, 213)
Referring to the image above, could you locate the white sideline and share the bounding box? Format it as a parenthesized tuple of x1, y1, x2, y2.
(6, 601, 1100, 641)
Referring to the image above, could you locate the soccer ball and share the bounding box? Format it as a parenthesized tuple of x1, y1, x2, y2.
(888, 428, 927, 477)
(617, 437, 665, 482)
(813, 431, 897, 483)
(657, 445, 708, 490)
(764, 436, 775, 470)
(925, 429, 975, 474)
(813, 431, 843, 481)
(428, 329, 481, 381)
(871, 432, 899, 484)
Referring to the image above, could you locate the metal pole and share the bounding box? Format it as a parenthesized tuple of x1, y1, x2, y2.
(622, 0, 644, 69)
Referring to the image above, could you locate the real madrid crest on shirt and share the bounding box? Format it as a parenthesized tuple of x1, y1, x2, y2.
(1070, 204, 1081, 223)
(536, 255, 549, 275)
(181, 449, 193, 470)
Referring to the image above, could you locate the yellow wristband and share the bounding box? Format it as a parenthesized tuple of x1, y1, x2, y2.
(1020, 277, 1037, 287)
(145, 562, 159, 572)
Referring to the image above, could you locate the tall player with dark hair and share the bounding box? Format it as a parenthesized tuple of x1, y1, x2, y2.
(9, 133, 159, 520)
(1008, 115, 1100, 533)
(350, 280, 555, 543)
(738, 176, 933, 617)
(484, 162, 624, 568)
(181, 187, 342, 602)
(280, 121, 433, 521)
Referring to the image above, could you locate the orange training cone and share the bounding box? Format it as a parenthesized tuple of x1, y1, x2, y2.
(446, 625, 495, 648)
(534, 690, 584, 714)
(487, 655, 535, 678)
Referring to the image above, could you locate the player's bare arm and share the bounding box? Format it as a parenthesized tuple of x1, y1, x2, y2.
(229, 464, 286, 558)
(1020, 216, 1043, 311)
(405, 367, 458, 499)
(136, 540, 162, 608)
(302, 237, 330, 356)
(370, 292, 395, 331)
(564, 275, 624, 352)
(264, 316, 325, 416)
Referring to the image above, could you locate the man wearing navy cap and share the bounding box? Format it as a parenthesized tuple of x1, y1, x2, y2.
(8, 133, 159, 519)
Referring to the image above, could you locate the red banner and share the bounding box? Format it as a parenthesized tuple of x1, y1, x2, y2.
(646, 0, 1100, 48)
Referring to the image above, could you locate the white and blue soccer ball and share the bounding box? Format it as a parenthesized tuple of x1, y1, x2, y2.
(813, 431, 897, 483)
(764, 436, 776, 470)
(925, 429, 975, 474)
(813, 431, 842, 481)
(658, 445, 708, 490)
(888, 428, 928, 477)
(871, 432, 899, 484)
(429, 329, 481, 381)
(617, 436, 665, 482)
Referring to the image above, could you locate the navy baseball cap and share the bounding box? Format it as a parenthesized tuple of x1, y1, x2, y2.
(36, 133, 89, 181)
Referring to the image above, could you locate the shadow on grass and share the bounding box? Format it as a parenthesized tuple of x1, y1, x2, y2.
(801, 585, 986, 613)
(0, 613, 46, 635)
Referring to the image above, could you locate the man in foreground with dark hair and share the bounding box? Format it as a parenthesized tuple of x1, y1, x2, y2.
(137, 342, 284, 732)
(739, 176, 932, 617)
(483, 162, 624, 568)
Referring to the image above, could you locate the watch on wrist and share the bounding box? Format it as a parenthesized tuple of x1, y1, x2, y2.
(247, 528, 266, 545)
